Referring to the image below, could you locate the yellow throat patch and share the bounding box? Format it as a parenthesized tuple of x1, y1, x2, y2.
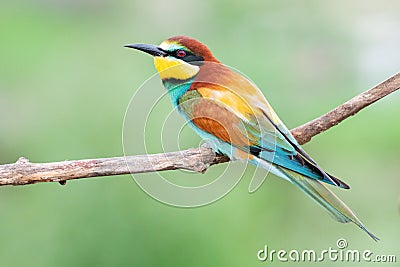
(153, 57, 199, 81)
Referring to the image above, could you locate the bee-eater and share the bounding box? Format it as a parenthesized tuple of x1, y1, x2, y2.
(125, 36, 378, 241)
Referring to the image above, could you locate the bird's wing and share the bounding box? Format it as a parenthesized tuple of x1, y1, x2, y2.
(178, 80, 348, 189)
(178, 87, 279, 153)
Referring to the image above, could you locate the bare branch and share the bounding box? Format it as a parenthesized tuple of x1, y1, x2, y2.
(0, 148, 227, 186)
(0, 72, 399, 186)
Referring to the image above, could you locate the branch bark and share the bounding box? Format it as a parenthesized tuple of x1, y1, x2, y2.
(1, 72, 399, 186)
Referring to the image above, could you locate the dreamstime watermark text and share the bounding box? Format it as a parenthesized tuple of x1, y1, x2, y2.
(257, 238, 396, 263)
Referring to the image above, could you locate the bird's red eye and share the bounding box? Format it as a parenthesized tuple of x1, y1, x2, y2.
(176, 50, 186, 57)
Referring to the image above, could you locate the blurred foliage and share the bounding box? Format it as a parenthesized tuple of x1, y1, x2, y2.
(0, 0, 399, 266)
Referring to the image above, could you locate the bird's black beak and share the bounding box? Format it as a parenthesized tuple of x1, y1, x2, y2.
(124, 43, 167, 57)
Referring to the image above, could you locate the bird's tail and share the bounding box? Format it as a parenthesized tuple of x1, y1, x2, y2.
(278, 167, 379, 241)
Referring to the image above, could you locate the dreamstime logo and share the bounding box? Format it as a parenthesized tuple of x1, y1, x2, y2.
(257, 238, 397, 263)
(122, 62, 277, 207)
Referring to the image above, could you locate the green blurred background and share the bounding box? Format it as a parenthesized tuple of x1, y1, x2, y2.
(1, 0, 399, 266)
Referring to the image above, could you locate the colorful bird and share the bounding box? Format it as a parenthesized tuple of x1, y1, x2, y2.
(125, 36, 378, 241)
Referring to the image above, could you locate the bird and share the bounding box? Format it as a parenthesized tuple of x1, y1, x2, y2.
(125, 36, 378, 241)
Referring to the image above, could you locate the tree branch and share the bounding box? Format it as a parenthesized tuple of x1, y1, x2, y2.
(291, 72, 400, 145)
(1, 72, 399, 186)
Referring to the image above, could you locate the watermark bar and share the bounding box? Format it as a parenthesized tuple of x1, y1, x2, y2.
(257, 239, 397, 263)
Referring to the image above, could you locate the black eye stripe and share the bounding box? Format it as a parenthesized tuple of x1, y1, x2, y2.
(167, 49, 191, 57)
(182, 54, 204, 62)
(167, 50, 204, 63)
